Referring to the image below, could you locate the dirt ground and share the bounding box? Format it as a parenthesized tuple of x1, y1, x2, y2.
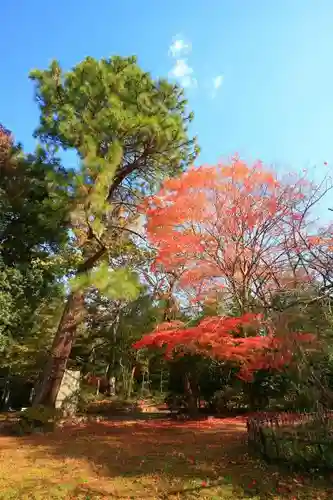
(0, 416, 332, 499)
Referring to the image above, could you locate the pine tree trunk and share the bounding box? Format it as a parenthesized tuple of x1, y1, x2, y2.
(33, 290, 85, 407)
(33, 246, 106, 408)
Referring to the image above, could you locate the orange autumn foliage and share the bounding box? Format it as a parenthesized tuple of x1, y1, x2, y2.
(134, 157, 329, 378)
(142, 156, 327, 310)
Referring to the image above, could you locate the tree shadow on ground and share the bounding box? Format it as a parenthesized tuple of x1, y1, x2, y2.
(1, 416, 333, 499)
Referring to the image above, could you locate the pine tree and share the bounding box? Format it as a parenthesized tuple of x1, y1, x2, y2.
(30, 55, 199, 406)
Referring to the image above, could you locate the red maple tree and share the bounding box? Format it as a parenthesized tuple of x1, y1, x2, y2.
(133, 314, 315, 380)
(134, 157, 329, 378)
(142, 156, 327, 312)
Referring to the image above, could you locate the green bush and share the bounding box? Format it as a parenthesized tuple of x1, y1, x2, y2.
(77, 386, 104, 413)
(165, 393, 187, 413)
(149, 391, 167, 405)
(80, 394, 138, 416)
(210, 387, 247, 413)
(283, 386, 324, 412)
(13, 405, 62, 435)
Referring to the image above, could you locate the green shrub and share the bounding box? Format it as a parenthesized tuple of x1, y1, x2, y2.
(165, 393, 187, 413)
(79, 393, 139, 416)
(283, 386, 324, 412)
(13, 405, 62, 435)
(77, 386, 104, 413)
(211, 387, 246, 413)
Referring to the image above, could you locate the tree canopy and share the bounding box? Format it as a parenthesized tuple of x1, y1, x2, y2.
(28, 55, 199, 406)
(2, 53, 333, 418)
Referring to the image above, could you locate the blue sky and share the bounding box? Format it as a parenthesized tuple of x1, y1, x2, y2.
(2, 0, 333, 178)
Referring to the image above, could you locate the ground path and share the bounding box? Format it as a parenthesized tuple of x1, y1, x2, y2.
(0, 416, 332, 499)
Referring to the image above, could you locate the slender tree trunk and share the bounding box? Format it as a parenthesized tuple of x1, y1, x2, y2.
(105, 363, 116, 396)
(33, 290, 85, 407)
(141, 371, 145, 394)
(184, 372, 198, 417)
(105, 363, 111, 396)
(127, 366, 135, 399)
(120, 357, 131, 397)
(160, 369, 164, 395)
(110, 376, 116, 397)
(96, 378, 100, 396)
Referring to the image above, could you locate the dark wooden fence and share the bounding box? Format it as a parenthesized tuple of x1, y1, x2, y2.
(247, 411, 333, 469)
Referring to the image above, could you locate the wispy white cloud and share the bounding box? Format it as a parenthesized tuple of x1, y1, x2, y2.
(168, 35, 224, 94)
(168, 59, 197, 88)
(168, 35, 196, 88)
(213, 75, 223, 89)
(211, 74, 224, 98)
(168, 35, 192, 58)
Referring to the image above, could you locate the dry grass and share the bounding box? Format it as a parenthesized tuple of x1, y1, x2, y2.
(0, 416, 332, 499)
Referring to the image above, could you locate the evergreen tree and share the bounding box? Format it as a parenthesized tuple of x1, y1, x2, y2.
(0, 125, 71, 376)
(30, 55, 199, 406)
